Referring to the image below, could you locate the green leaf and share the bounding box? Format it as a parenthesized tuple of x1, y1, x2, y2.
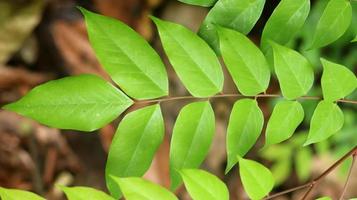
(170, 101, 215, 190)
(321, 58, 357, 102)
(238, 157, 275, 200)
(270, 42, 314, 99)
(79, 7, 168, 99)
(352, 34, 357, 42)
(270, 159, 291, 186)
(3, 74, 133, 132)
(60, 186, 115, 200)
(199, 0, 265, 53)
(151, 17, 224, 97)
(0, 187, 44, 200)
(316, 197, 332, 200)
(304, 101, 344, 146)
(180, 169, 229, 200)
(295, 147, 312, 182)
(309, 0, 352, 49)
(261, 0, 310, 52)
(111, 176, 178, 200)
(178, 0, 217, 7)
(226, 99, 264, 173)
(218, 27, 270, 96)
(265, 100, 304, 146)
(106, 104, 164, 198)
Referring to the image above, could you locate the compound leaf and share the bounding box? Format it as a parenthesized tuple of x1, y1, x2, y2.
(0, 187, 44, 200)
(226, 99, 264, 173)
(60, 186, 114, 200)
(321, 58, 357, 102)
(111, 176, 178, 200)
(309, 0, 352, 49)
(106, 104, 164, 198)
(218, 27, 270, 96)
(199, 0, 265, 53)
(79, 7, 168, 100)
(180, 169, 229, 200)
(304, 101, 344, 146)
(261, 0, 310, 52)
(265, 100, 304, 146)
(177, 0, 217, 7)
(170, 101, 215, 190)
(151, 17, 223, 97)
(270, 42, 314, 99)
(3, 74, 133, 132)
(238, 157, 274, 200)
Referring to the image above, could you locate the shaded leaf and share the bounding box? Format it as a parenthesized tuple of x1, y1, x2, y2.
(60, 186, 114, 200)
(238, 157, 274, 200)
(199, 0, 265, 53)
(321, 58, 357, 102)
(352, 34, 357, 42)
(79, 7, 168, 99)
(226, 99, 264, 173)
(151, 17, 224, 97)
(3, 74, 133, 131)
(106, 104, 164, 198)
(270, 42, 314, 99)
(0, 187, 44, 200)
(265, 100, 304, 146)
(218, 27, 270, 96)
(111, 176, 178, 200)
(309, 0, 352, 49)
(304, 101, 344, 146)
(261, 0, 310, 52)
(295, 147, 312, 182)
(180, 169, 229, 200)
(270, 159, 291, 186)
(178, 0, 217, 7)
(170, 101, 215, 190)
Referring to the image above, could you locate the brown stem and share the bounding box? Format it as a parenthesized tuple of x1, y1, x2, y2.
(338, 152, 356, 200)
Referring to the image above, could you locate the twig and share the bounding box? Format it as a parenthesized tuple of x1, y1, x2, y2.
(338, 152, 356, 200)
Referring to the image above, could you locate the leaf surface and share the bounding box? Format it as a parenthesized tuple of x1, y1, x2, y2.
(0, 187, 44, 200)
(106, 104, 164, 198)
(178, 0, 217, 7)
(60, 186, 115, 200)
(3, 74, 133, 131)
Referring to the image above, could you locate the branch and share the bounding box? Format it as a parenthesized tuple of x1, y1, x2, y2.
(338, 152, 356, 200)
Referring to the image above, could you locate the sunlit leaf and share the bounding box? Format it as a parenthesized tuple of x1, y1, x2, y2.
(218, 27, 270, 96)
(270, 42, 314, 99)
(0, 187, 44, 200)
(304, 101, 344, 146)
(79, 7, 168, 99)
(226, 99, 264, 173)
(106, 104, 164, 198)
(170, 101, 215, 190)
(238, 157, 275, 200)
(178, 0, 217, 7)
(309, 0, 352, 49)
(199, 0, 265, 53)
(111, 176, 178, 200)
(60, 186, 114, 200)
(316, 197, 332, 200)
(3, 74, 133, 131)
(151, 17, 223, 97)
(321, 58, 357, 102)
(265, 100, 304, 146)
(180, 169, 229, 200)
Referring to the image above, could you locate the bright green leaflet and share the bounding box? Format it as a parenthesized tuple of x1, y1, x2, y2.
(106, 104, 164, 199)
(316, 197, 332, 200)
(178, 0, 217, 7)
(111, 176, 178, 200)
(321, 58, 357, 102)
(79, 7, 168, 100)
(309, 0, 352, 49)
(169, 101, 215, 190)
(218, 27, 270, 96)
(261, 0, 310, 52)
(3, 74, 132, 132)
(304, 101, 344, 146)
(180, 169, 229, 200)
(60, 186, 115, 200)
(295, 147, 312, 182)
(151, 17, 224, 97)
(238, 157, 275, 200)
(226, 99, 264, 173)
(265, 100, 304, 146)
(0, 187, 44, 200)
(270, 42, 314, 100)
(199, 0, 265, 54)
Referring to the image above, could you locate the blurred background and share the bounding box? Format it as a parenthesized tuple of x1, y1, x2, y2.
(0, 0, 356, 199)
